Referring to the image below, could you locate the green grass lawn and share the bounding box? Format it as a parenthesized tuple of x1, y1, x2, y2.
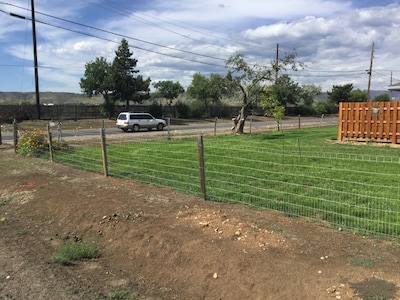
(53, 126, 400, 237)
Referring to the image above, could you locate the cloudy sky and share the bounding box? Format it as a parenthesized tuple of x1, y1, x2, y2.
(0, 0, 399, 95)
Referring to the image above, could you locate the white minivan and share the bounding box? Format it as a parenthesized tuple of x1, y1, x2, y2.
(116, 112, 166, 132)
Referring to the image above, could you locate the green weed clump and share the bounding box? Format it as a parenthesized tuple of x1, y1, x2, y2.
(16, 128, 47, 157)
(52, 241, 99, 265)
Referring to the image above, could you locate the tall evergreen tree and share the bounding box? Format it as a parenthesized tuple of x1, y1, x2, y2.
(111, 39, 139, 110)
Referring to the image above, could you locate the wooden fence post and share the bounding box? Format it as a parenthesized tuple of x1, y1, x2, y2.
(167, 118, 171, 140)
(47, 124, 54, 163)
(338, 102, 343, 142)
(13, 119, 18, 153)
(100, 126, 108, 177)
(198, 135, 206, 200)
(298, 114, 301, 129)
(392, 101, 399, 144)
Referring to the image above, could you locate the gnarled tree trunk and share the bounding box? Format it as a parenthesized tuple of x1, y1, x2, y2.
(232, 97, 250, 134)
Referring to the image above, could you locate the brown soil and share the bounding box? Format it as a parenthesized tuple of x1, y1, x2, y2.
(0, 144, 399, 300)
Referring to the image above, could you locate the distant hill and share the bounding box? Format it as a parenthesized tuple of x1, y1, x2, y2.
(0, 92, 103, 105)
(369, 90, 400, 100)
(0, 90, 398, 106)
(315, 90, 400, 102)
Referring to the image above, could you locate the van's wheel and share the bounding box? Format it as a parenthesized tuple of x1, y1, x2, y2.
(132, 124, 140, 132)
(156, 123, 164, 131)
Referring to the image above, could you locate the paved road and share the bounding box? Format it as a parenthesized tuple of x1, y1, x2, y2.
(1, 116, 337, 143)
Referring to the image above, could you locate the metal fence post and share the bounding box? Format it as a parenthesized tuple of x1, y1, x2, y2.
(197, 135, 206, 200)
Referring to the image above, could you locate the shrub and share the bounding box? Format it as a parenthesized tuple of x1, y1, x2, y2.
(189, 100, 205, 118)
(314, 100, 337, 115)
(175, 101, 190, 118)
(210, 102, 230, 118)
(148, 101, 163, 118)
(16, 128, 48, 157)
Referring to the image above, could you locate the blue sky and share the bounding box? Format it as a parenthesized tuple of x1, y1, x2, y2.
(1, 0, 400, 95)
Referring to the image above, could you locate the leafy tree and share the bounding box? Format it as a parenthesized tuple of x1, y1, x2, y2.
(79, 57, 114, 117)
(187, 73, 209, 117)
(153, 80, 185, 105)
(313, 100, 337, 115)
(225, 52, 302, 134)
(260, 86, 285, 130)
(300, 84, 321, 107)
(327, 83, 353, 105)
(187, 73, 231, 117)
(293, 84, 322, 115)
(273, 74, 301, 107)
(80, 39, 151, 115)
(349, 89, 367, 102)
(208, 73, 231, 104)
(373, 93, 391, 102)
(153, 80, 184, 117)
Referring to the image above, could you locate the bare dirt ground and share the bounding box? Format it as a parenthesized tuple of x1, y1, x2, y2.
(0, 143, 400, 300)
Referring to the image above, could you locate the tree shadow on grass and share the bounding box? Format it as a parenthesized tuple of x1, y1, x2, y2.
(350, 277, 399, 300)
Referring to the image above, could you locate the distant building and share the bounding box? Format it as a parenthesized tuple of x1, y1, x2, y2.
(387, 83, 400, 100)
(388, 82, 400, 92)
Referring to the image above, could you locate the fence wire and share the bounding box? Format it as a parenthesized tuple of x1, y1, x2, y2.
(203, 140, 400, 236)
(33, 125, 400, 238)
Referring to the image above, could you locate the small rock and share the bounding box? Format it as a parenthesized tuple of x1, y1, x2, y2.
(199, 221, 210, 227)
(326, 286, 336, 293)
(213, 272, 218, 279)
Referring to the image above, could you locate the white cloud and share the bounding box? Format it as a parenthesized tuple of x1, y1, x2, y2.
(1, 0, 400, 93)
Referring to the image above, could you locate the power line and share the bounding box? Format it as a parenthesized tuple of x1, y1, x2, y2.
(82, 0, 270, 53)
(0, 3, 228, 65)
(2, 2, 397, 87)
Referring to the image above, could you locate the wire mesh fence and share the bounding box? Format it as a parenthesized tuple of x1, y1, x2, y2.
(202, 136, 400, 237)
(11, 121, 400, 238)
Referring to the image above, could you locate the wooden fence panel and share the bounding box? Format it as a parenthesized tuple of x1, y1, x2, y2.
(338, 101, 400, 144)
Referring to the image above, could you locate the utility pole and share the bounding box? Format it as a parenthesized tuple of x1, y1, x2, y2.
(275, 43, 279, 83)
(31, 0, 41, 119)
(366, 42, 374, 102)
